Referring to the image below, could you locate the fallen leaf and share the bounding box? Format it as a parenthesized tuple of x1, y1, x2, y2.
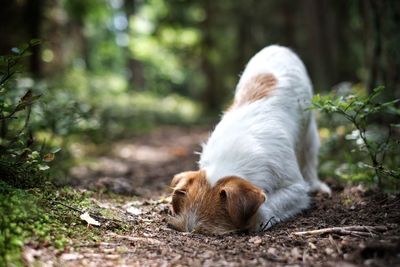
(60, 253, 83, 261)
(308, 242, 317, 250)
(267, 247, 278, 255)
(291, 247, 301, 259)
(200, 251, 214, 258)
(325, 247, 335, 255)
(126, 206, 142, 215)
(22, 247, 42, 264)
(249, 236, 263, 245)
(80, 212, 101, 226)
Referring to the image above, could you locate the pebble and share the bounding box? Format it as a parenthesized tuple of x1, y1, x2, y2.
(249, 236, 263, 245)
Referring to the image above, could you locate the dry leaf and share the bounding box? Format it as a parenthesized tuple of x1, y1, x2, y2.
(291, 247, 301, 259)
(80, 211, 101, 226)
(267, 247, 278, 256)
(60, 253, 83, 261)
(43, 153, 55, 162)
(126, 206, 142, 215)
(249, 236, 263, 245)
(308, 242, 317, 250)
(21, 90, 33, 102)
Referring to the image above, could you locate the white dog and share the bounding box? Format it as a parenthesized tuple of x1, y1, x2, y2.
(169, 45, 331, 234)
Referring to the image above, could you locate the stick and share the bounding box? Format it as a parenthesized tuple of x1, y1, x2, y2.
(292, 225, 389, 237)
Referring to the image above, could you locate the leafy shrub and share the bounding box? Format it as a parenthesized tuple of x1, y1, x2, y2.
(44, 68, 202, 141)
(311, 86, 400, 189)
(0, 41, 59, 188)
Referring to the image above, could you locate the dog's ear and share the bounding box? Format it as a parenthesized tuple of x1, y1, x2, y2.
(217, 177, 266, 228)
(170, 171, 205, 214)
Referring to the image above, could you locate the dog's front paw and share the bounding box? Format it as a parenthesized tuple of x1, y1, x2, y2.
(258, 216, 281, 232)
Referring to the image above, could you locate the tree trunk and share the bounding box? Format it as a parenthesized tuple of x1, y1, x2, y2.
(367, 0, 382, 93)
(0, 1, 24, 55)
(200, 0, 220, 113)
(124, 0, 145, 90)
(25, 0, 44, 78)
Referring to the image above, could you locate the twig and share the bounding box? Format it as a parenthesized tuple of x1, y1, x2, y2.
(292, 225, 389, 237)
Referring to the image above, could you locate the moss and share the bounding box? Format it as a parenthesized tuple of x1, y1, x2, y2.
(0, 181, 131, 266)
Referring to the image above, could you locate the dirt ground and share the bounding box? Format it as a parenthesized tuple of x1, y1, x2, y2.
(25, 127, 400, 267)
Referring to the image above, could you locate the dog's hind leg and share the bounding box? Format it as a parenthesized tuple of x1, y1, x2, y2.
(300, 113, 331, 195)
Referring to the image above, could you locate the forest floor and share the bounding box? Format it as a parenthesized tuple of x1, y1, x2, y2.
(24, 127, 400, 267)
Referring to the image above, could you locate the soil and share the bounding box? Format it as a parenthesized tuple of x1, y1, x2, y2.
(24, 127, 400, 267)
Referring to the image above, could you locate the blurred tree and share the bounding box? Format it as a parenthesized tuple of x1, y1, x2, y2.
(1, 0, 399, 109)
(26, 0, 44, 77)
(0, 1, 25, 54)
(199, 0, 220, 112)
(123, 0, 145, 89)
(0, 0, 43, 77)
(365, 0, 400, 98)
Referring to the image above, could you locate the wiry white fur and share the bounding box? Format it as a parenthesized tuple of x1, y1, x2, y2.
(199, 45, 330, 231)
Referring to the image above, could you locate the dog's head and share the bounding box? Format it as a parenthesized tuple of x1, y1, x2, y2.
(168, 170, 266, 234)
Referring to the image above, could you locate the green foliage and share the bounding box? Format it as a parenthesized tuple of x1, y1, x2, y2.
(0, 41, 61, 188)
(39, 68, 202, 141)
(0, 182, 36, 265)
(311, 86, 400, 188)
(0, 38, 203, 183)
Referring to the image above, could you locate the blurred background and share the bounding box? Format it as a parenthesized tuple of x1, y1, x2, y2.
(1, 0, 399, 188)
(1, 2, 400, 264)
(3, 0, 400, 107)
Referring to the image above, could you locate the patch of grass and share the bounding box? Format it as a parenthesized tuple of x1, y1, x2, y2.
(0, 181, 131, 266)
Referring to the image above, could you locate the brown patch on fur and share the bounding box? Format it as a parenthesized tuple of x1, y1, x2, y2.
(169, 172, 266, 234)
(230, 73, 277, 110)
(170, 171, 207, 215)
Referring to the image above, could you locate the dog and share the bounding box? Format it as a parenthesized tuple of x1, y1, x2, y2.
(169, 45, 331, 234)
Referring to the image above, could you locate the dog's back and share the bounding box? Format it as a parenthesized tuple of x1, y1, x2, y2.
(236, 45, 330, 192)
(200, 45, 322, 192)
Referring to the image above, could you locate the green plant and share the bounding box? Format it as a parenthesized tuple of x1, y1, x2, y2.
(311, 87, 400, 188)
(0, 41, 59, 188)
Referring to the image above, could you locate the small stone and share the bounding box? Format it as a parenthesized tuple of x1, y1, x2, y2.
(249, 236, 263, 245)
(200, 251, 214, 258)
(60, 253, 83, 261)
(126, 206, 142, 215)
(267, 247, 278, 256)
(308, 242, 317, 250)
(291, 247, 301, 259)
(325, 247, 335, 255)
